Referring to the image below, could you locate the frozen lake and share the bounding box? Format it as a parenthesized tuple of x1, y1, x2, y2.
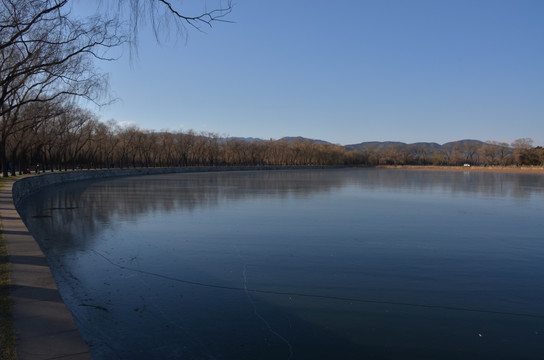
(19, 168, 544, 359)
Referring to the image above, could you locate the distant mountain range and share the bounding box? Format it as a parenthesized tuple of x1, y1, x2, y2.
(278, 136, 332, 145)
(226, 136, 488, 151)
(345, 139, 486, 152)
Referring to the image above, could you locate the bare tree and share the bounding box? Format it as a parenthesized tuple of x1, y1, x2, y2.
(511, 138, 534, 165)
(0, 0, 124, 175)
(87, 119, 119, 168)
(94, 0, 233, 53)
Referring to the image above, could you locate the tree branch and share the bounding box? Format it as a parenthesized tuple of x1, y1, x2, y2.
(156, 0, 233, 30)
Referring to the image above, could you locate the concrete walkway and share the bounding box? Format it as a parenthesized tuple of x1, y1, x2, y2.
(1, 178, 92, 360)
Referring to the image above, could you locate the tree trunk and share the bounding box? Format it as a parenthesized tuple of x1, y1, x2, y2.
(0, 138, 9, 177)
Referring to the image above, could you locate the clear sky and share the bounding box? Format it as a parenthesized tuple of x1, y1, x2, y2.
(84, 0, 543, 146)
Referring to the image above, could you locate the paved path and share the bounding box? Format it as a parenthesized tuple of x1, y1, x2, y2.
(1, 178, 92, 360)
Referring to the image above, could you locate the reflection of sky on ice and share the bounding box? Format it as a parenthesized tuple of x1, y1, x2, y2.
(19, 169, 544, 359)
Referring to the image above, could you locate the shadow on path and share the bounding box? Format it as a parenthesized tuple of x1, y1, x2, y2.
(0, 178, 92, 360)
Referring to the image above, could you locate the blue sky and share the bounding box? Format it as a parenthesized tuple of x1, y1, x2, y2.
(84, 0, 543, 146)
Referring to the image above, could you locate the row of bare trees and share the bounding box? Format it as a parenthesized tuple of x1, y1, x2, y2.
(2, 102, 543, 175)
(3, 103, 365, 174)
(361, 139, 543, 167)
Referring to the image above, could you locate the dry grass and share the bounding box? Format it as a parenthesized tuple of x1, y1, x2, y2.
(0, 176, 16, 360)
(379, 165, 544, 174)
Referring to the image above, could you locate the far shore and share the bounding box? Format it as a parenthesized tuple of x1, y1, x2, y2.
(379, 165, 544, 174)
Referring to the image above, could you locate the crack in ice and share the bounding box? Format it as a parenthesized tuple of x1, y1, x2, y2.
(91, 250, 544, 319)
(243, 264, 294, 360)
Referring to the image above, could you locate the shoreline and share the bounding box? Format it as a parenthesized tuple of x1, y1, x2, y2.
(378, 165, 544, 174)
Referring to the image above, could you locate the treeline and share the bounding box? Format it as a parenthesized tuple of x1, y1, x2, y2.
(2, 103, 543, 176)
(359, 139, 544, 167)
(1, 103, 362, 176)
